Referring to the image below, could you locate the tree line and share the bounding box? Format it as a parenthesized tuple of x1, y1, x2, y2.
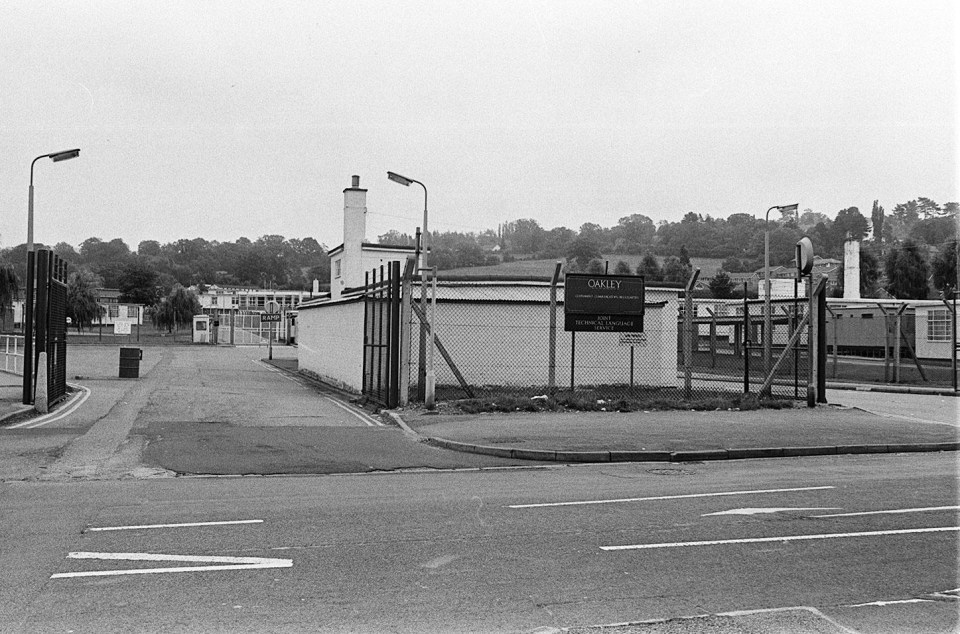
(0, 196, 955, 332)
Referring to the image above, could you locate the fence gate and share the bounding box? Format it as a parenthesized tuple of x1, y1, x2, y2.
(362, 262, 401, 408)
(23, 248, 69, 409)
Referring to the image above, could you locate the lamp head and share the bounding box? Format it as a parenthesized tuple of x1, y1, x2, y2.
(49, 148, 80, 162)
(387, 171, 412, 187)
(779, 203, 799, 214)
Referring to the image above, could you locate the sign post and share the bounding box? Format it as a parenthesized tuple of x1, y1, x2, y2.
(264, 301, 281, 360)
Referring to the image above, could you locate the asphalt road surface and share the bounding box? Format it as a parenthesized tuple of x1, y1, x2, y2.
(2, 453, 956, 633)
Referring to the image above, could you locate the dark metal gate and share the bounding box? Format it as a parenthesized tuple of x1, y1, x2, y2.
(23, 248, 69, 409)
(362, 262, 401, 408)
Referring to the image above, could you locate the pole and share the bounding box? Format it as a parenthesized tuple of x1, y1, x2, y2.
(22, 251, 34, 404)
(764, 210, 773, 382)
(548, 262, 562, 392)
(425, 267, 437, 409)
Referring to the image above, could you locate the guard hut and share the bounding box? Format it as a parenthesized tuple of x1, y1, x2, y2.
(192, 314, 211, 344)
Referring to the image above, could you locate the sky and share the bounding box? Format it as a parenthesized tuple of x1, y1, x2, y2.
(1, 0, 956, 253)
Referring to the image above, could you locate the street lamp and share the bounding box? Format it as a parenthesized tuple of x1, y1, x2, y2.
(24, 148, 80, 406)
(28, 149, 80, 251)
(387, 171, 434, 407)
(763, 202, 799, 387)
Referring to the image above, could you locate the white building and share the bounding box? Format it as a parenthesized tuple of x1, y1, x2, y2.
(296, 175, 683, 396)
(327, 175, 417, 299)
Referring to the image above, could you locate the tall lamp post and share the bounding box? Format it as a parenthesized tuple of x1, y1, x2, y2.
(763, 202, 798, 389)
(387, 171, 435, 407)
(24, 148, 80, 405)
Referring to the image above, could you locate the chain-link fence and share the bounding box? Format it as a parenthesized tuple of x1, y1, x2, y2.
(823, 299, 958, 389)
(402, 274, 818, 405)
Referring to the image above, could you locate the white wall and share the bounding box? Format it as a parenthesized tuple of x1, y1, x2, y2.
(915, 305, 959, 360)
(298, 285, 681, 394)
(418, 288, 679, 390)
(297, 297, 365, 392)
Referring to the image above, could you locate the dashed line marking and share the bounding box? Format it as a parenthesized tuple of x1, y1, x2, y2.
(509, 486, 835, 509)
(86, 519, 264, 532)
(814, 506, 960, 518)
(600, 526, 960, 551)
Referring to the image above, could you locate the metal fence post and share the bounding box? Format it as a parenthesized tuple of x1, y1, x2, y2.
(548, 262, 562, 392)
(398, 257, 416, 406)
(683, 269, 700, 398)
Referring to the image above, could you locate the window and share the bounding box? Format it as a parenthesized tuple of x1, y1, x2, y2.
(861, 313, 874, 319)
(334, 259, 342, 278)
(109, 305, 119, 318)
(211, 296, 218, 306)
(126, 306, 138, 319)
(927, 309, 952, 342)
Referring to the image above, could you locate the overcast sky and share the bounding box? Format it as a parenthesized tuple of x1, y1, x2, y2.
(1, 0, 956, 252)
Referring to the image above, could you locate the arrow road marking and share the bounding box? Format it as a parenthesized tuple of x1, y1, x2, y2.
(601, 526, 960, 551)
(703, 507, 842, 516)
(50, 551, 292, 579)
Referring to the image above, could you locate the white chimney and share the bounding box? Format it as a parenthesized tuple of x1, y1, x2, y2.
(843, 239, 860, 299)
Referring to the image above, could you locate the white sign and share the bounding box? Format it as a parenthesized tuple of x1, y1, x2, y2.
(619, 332, 647, 346)
(114, 320, 132, 335)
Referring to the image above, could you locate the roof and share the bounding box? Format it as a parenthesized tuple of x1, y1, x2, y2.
(300, 278, 681, 310)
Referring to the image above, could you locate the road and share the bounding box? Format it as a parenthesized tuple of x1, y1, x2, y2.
(1, 453, 956, 633)
(3, 345, 536, 479)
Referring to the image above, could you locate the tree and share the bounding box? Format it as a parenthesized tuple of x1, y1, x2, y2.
(637, 254, 662, 281)
(661, 256, 692, 285)
(117, 258, 162, 306)
(152, 286, 201, 333)
(931, 240, 958, 298)
(884, 240, 930, 299)
(833, 207, 870, 243)
(613, 260, 632, 275)
(566, 236, 602, 271)
(137, 240, 162, 257)
(0, 265, 18, 332)
(870, 200, 885, 253)
(708, 270, 735, 299)
(611, 214, 655, 254)
(66, 269, 103, 332)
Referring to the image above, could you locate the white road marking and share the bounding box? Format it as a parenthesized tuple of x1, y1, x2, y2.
(813, 506, 960, 518)
(703, 507, 842, 516)
(255, 359, 383, 426)
(509, 486, 835, 509)
(51, 551, 292, 578)
(325, 396, 383, 426)
(600, 526, 960, 551)
(847, 598, 934, 607)
(8, 384, 91, 429)
(86, 519, 264, 532)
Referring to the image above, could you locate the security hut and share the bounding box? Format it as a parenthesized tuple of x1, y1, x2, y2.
(192, 314, 211, 344)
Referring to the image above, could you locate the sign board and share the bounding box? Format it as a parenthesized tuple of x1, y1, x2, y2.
(261, 313, 282, 322)
(265, 301, 281, 315)
(114, 320, 132, 335)
(564, 313, 644, 333)
(796, 236, 814, 276)
(564, 273, 645, 332)
(564, 274, 645, 315)
(619, 332, 647, 346)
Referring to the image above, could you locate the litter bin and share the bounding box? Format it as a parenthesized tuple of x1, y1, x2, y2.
(119, 347, 142, 378)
